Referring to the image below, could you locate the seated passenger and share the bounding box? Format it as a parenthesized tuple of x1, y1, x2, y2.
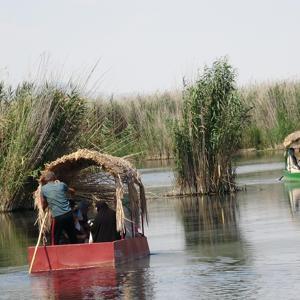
(91, 201, 121, 243)
(69, 199, 90, 243)
(73, 205, 89, 243)
(287, 148, 300, 173)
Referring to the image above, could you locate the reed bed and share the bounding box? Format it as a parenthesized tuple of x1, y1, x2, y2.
(2, 67, 300, 210)
(173, 59, 250, 194)
(241, 81, 300, 149)
(0, 82, 137, 211)
(92, 91, 183, 159)
(0, 82, 86, 211)
(102, 81, 300, 155)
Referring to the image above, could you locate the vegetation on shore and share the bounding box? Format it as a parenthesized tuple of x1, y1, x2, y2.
(90, 80, 300, 157)
(0, 82, 135, 211)
(241, 81, 300, 149)
(1, 61, 300, 210)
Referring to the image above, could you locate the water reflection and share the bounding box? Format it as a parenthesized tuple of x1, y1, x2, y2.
(177, 195, 247, 262)
(0, 212, 37, 267)
(284, 182, 300, 215)
(30, 257, 152, 299)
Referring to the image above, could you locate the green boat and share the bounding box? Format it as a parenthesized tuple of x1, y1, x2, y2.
(283, 170, 300, 181)
(283, 131, 300, 181)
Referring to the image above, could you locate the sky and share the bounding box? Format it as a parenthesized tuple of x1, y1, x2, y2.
(0, 0, 299, 95)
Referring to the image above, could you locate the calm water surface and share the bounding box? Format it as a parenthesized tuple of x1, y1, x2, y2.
(1, 152, 300, 299)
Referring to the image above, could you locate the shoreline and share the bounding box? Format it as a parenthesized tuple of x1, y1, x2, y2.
(144, 146, 284, 161)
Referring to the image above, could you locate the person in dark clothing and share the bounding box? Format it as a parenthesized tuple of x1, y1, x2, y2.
(91, 201, 121, 243)
(287, 147, 300, 172)
(40, 171, 77, 245)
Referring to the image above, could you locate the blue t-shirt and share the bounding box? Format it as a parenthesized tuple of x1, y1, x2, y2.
(41, 182, 71, 217)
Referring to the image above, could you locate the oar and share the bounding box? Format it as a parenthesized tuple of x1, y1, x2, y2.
(28, 211, 48, 274)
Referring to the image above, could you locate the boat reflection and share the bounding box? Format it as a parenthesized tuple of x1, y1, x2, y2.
(284, 182, 300, 215)
(30, 256, 152, 299)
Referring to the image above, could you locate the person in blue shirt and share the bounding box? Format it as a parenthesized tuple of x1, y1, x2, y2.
(40, 171, 77, 245)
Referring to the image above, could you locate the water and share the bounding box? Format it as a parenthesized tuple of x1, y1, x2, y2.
(1, 152, 300, 299)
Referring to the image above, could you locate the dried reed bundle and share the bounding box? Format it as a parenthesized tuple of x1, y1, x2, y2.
(33, 185, 52, 235)
(283, 130, 300, 148)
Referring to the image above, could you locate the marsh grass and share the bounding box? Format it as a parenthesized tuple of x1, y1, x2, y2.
(2, 70, 300, 210)
(0, 81, 145, 211)
(0, 82, 85, 211)
(173, 59, 250, 194)
(241, 81, 300, 148)
(90, 92, 182, 159)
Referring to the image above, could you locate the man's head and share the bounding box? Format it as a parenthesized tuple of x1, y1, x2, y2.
(40, 171, 56, 184)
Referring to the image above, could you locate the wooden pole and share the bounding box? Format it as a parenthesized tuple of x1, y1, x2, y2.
(141, 212, 144, 235)
(28, 211, 48, 274)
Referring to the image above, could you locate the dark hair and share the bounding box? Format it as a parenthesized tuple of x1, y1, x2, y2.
(289, 148, 295, 155)
(96, 201, 109, 211)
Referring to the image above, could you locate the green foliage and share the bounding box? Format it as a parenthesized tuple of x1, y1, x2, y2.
(0, 83, 86, 211)
(173, 58, 250, 194)
(242, 125, 262, 149)
(73, 101, 142, 157)
(88, 92, 182, 159)
(240, 82, 300, 148)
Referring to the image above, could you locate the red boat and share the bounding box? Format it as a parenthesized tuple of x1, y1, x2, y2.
(28, 150, 150, 273)
(28, 236, 149, 273)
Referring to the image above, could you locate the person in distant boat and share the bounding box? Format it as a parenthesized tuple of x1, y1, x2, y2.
(90, 201, 121, 243)
(40, 171, 78, 245)
(287, 147, 300, 173)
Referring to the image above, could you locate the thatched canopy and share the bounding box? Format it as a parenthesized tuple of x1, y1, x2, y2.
(45, 149, 134, 180)
(283, 131, 300, 149)
(34, 149, 147, 235)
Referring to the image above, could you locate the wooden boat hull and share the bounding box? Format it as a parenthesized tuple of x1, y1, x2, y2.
(28, 236, 149, 273)
(283, 170, 300, 181)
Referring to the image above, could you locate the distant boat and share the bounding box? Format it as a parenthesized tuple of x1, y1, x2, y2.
(28, 236, 150, 273)
(282, 170, 300, 181)
(283, 131, 300, 181)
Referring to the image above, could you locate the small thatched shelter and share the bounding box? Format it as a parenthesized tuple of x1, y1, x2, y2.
(34, 149, 147, 236)
(283, 131, 300, 149)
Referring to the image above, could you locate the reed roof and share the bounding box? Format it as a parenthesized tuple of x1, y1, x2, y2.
(34, 149, 147, 235)
(283, 131, 300, 148)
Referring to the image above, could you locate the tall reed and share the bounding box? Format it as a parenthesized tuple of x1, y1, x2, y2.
(173, 58, 250, 194)
(94, 92, 183, 159)
(74, 100, 141, 157)
(0, 82, 85, 211)
(241, 81, 300, 148)
(0, 81, 141, 211)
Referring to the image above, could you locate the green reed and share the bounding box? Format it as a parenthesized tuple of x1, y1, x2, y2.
(173, 58, 250, 194)
(0, 80, 143, 211)
(241, 81, 300, 149)
(0, 82, 86, 211)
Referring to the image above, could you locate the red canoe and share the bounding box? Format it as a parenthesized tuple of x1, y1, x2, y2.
(28, 236, 150, 273)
